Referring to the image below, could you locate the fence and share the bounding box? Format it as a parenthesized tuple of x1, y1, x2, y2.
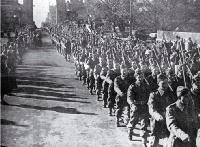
(157, 30, 200, 44)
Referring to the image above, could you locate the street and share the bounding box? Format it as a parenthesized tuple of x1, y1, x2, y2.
(1, 34, 144, 147)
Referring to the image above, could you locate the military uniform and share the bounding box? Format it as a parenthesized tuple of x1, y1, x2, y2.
(127, 68, 136, 85)
(107, 68, 121, 115)
(166, 87, 199, 147)
(86, 56, 96, 94)
(101, 66, 109, 107)
(114, 75, 129, 126)
(127, 79, 151, 141)
(1, 54, 11, 104)
(94, 63, 103, 99)
(191, 74, 200, 114)
(147, 74, 158, 92)
(148, 87, 176, 146)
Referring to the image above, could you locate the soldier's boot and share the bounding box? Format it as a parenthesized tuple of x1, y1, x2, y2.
(109, 108, 112, 116)
(103, 102, 107, 108)
(82, 77, 86, 85)
(87, 78, 90, 89)
(116, 118, 120, 127)
(102, 93, 107, 108)
(96, 90, 101, 101)
(89, 89, 93, 95)
(141, 130, 148, 147)
(149, 136, 159, 147)
(128, 128, 133, 141)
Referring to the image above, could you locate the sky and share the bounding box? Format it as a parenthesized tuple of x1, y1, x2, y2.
(18, 0, 56, 27)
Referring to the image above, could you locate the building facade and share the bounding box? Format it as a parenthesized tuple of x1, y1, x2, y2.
(23, 0, 33, 24)
(56, 0, 66, 24)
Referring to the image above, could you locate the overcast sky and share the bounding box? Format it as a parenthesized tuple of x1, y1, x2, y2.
(19, 0, 56, 27)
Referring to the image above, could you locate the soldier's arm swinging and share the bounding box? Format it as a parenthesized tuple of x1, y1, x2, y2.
(166, 106, 190, 142)
(114, 78, 123, 97)
(148, 93, 164, 121)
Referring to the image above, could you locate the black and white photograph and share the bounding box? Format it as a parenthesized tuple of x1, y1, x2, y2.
(1, 0, 200, 146)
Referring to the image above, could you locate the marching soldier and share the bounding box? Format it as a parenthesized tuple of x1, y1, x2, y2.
(147, 67, 160, 92)
(114, 65, 129, 127)
(107, 60, 121, 116)
(127, 61, 137, 85)
(166, 86, 199, 147)
(94, 57, 106, 100)
(167, 68, 180, 96)
(64, 39, 71, 62)
(101, 59, 113, 108)
(191, 74, 200, 114)
(87, 53, 98, 95)
(1, 54, 10, 105)
(148, 74, 176, 147)
(127, 69, 151, 143)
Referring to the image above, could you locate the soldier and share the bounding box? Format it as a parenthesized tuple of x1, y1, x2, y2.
(1, 54, 10, 105)
(147, 66, 160, 92)
(114, 65, 129, 127)
(94, 57, 106, 100)
(191, 74, 200, 114)
(166, 86, 199, 147)
(127, 61, 137, 85)
(86, 53, 94, 90)
(80, 50, 88, 85)
(126, 69, 151, 143)
(190, 57, 200, 76)
(148, 74, 176, 147)
(7, 50, 17, 90)
(167, 68, 179, 95)
(64, 39, 71, 62)
(176, 68, 191, 89)
(107, 60, 121, 116)
(101, 59, 113, 108)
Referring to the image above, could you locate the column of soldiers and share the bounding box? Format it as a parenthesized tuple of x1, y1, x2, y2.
(1, 28, 34, 105)
(49, 22, 200, 147)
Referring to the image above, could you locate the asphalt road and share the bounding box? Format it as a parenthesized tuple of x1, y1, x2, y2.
(1, 34, 147, 147)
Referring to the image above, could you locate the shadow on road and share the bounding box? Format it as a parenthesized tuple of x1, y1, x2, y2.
(17, 94, 90, 104)
(1, 119, 29, 127)
(15, 76, 89, 103)
(14, 70, 90, 103)
(9, 104, 97, 116)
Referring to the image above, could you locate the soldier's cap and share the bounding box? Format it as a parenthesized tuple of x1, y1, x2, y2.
(193, 74, 200, 82)
(157, 74, 167, 83)
(176, 86, 189, 98)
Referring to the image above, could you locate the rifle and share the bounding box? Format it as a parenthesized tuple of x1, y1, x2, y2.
(179, 41, 187, 88)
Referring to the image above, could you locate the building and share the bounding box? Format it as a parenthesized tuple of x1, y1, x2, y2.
(1, 0, 25, 32)
(46, 5, 57, 25)
(56, 0, 66, 24)
(23, 0, 33, 24)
